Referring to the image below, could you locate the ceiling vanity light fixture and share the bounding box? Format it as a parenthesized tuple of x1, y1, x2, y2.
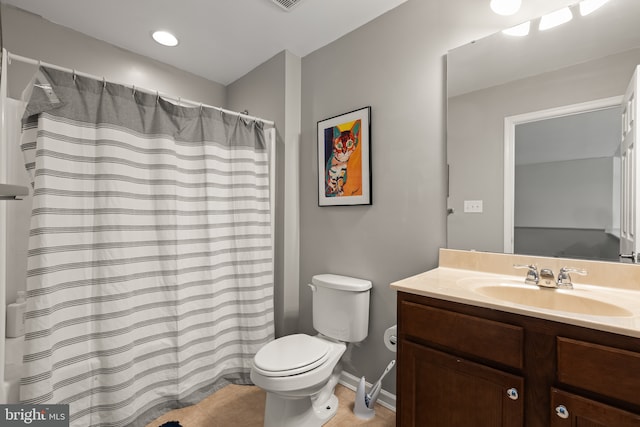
(152, 30, 179, 47)
(502, 21, 531, 37)
(539, 7, 573, 31)
(579, 0, 610, 16)
(490, 0, 522, 16)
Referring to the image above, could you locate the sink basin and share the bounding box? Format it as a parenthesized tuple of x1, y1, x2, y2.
(473, 285, 633, 317)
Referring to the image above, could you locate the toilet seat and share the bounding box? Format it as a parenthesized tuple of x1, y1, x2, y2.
(253, 334, 330, 377)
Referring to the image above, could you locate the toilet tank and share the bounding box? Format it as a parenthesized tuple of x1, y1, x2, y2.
(310, 274, 372, 342)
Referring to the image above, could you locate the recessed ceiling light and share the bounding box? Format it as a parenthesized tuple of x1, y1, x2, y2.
(152, 30, 179, 47)
(539, 7, 573, 31)
(490, 0, 522, 16)
(579, 0, 610, 16)
(502, 21, 531, 37)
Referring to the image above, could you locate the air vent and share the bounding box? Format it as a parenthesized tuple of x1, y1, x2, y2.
(271, 0, 304, 11)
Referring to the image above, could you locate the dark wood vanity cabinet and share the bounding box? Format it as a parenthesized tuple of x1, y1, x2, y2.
(399, 340, 524, 426)
(397, 291, 640, 427)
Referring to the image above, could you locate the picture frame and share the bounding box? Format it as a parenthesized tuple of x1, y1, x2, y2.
(317, 106, 371, 206)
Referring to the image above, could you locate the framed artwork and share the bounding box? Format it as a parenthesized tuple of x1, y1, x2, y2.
(317, 106, 371, 206)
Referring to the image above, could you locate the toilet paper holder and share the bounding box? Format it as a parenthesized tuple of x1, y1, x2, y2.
(383, 325, 397, 353)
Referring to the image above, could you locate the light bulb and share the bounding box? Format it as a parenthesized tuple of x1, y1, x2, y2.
(490, 0, 522, 16)
(152, 30, 179, 47)
(579, 0, 610, 16)
(539, 7, 573, 31)
(502, 21, 530, 37)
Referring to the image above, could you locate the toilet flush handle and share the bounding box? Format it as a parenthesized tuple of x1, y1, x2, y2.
(308, 283, 317, 292)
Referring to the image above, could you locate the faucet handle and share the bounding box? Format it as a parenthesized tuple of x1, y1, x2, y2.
(513, 264, 538, 285)
(557, 267, 587, 289)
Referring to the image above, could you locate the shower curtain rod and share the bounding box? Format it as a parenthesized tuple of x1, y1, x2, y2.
(3, 49, 275, 127)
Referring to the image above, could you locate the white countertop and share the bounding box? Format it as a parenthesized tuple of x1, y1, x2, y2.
(391, 267, 640, 338)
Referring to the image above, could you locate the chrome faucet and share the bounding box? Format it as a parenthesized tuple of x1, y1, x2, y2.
(538, 268, 556, 288)
(556, 267, 587, 289)
(513, 264, 539, 285)
(514, 265, 563, 289)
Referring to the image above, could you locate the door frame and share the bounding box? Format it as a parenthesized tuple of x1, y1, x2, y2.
(503, 96, 624, 253)
(620, 66, 640, 261)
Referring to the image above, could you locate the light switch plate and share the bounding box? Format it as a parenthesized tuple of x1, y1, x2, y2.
(464, 200, 483, 213)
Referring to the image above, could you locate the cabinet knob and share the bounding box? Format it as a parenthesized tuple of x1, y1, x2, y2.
(555, 405, 569, 419)
(506, 388, 519, 400)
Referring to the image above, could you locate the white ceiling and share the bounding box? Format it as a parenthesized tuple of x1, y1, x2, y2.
(5, 0, 620, 88)
(2, 0, 408, 85)
(3, 0, 590, 87)
(448, 0, 640, 97)
(515, 107, 622, 165)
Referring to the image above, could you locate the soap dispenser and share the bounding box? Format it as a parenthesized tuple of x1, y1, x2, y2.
(6, 291, 26, 338)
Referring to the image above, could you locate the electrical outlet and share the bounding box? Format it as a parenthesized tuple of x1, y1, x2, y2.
(464, 200, 483, 213)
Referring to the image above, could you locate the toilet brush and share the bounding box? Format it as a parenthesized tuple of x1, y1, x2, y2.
(354, 376, 375, 419)
(353, 359, 396, 419)
(365, 359, 395, 409)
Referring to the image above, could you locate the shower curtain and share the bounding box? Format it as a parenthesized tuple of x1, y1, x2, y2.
(18, 67, 274, 427)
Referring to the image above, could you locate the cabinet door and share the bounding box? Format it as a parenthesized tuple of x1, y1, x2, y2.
(550, 388, 640, 427)
(398, 340, 524, 427)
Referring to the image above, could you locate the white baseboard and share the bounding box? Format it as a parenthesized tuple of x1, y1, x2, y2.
(339, 370, 396, 413)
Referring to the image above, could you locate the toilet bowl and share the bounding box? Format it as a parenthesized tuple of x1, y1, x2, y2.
(250, 274, 372, 427)
(250, 334, 346, 426)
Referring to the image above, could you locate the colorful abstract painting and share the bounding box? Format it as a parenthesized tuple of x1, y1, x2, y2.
(317, 107, 371, 206)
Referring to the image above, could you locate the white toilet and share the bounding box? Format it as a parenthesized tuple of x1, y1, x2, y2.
(250, 274, 372, 427)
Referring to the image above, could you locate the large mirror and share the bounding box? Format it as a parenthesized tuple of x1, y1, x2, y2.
(447, 0, 640, 262)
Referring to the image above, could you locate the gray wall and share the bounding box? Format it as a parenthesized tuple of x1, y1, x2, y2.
(514, 227, 620, 261)
(296, 1, 581, 395)
(299, 0, 500, 394)
(448, 47, 640, 253)
(515, 157, 614, 229)
(1, 5, 226, 104)
(514, 156, 619, 262)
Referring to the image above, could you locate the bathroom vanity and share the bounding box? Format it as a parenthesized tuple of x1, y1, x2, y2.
(392, 249, 640, 427)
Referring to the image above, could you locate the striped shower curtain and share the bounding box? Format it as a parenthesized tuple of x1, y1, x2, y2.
(18, 67, 274, 427)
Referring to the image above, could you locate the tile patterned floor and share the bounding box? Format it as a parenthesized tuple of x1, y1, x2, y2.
(146, 383, 396, 427)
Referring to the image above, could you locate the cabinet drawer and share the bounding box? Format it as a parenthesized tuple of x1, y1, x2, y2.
(550, 388, 640, 427)
(399, 301, 524, 369)
(557, 337, 640, 406)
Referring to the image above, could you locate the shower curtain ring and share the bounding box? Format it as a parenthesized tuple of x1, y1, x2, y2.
(103, 77, 107, 89)
(72, 69, 77, 81)
(132, 85, 136, 97)
(156, 91, 160, 104)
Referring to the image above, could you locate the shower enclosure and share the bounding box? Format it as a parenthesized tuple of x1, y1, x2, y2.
(0, 49, 276, 427)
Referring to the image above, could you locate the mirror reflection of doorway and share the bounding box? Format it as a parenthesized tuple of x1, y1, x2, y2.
(514, 106, 621, 261)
